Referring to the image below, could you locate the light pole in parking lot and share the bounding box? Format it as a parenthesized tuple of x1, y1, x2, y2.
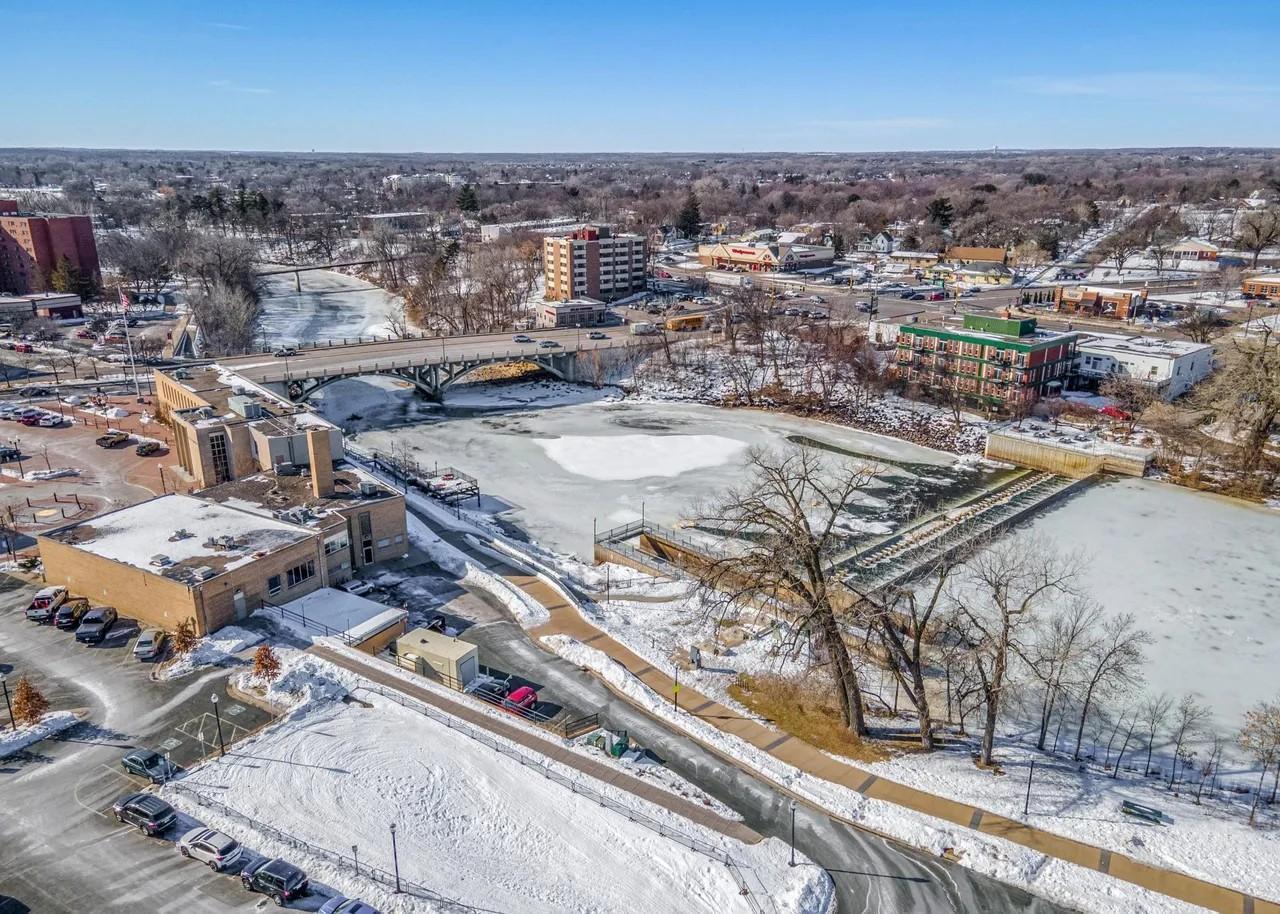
(1, 674, 13, 731)
(389, 823, 401, 893)
(210, 693, 226, 757)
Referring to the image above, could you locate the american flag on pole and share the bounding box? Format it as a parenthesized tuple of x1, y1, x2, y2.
(118, 288, 130, 313)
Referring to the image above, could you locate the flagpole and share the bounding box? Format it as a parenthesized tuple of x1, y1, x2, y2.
(119, 289, 142, 401)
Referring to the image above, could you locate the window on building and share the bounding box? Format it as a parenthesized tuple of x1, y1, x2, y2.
(286, 560, 316, 589)
(267, 575, 282, 596)
(324, 533, 349, 556)
(209, 433, 231, 484)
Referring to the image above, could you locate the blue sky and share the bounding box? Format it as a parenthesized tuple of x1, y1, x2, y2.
(6, 0, 1279, 152)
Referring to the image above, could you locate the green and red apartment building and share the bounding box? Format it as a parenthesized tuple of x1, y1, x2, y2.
(895, 314, 1079, 410)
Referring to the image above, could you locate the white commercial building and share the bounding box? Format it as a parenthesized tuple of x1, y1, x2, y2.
(1075, 333, 1214, 399)
(480, 216, 583, 242)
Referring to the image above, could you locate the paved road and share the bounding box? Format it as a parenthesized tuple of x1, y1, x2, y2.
(0, 577, 275, 914)
(457, 616, 1070, 914)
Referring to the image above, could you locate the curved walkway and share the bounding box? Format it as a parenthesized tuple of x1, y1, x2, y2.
(522, 594, 1277, 914)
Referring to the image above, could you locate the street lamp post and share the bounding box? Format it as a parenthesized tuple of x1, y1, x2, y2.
(1, 675, 13, 731)
(351, 844, 359, 877)
(789, 799, 798, 867)
(389, 823, 401, 893)
(1024, 759, 1036, 816)
(210, 693, 226, 757)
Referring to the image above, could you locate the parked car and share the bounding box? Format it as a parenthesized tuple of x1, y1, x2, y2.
(338, 578, 374, 596)
(927, 291, 945, 301)
(502, 685, 538, 714)
(240, 858, 311, 906)
(512, 334, 533, 343)
(856, 301, 877, 313)
(177, 827, 244, 871)
(807, 295, 826, 304)
(121, 748, 176, 783)
(112, 792, 177, 836)
(898, 290, 917, 299)
(25, 586, 68, 622)
(537, 340, 561, 349)
(907, 293, 926, 300)
(587, 331, 608, 340)
(37, 413, 63, 427)
(133, 629, 168, 661)
(75, 607, 119, 643)
(273, 346, 297, 357)
(135, 441, 161, 457)
(319, 899, 380, 914)
(53, 597, 92, 630)
(13, 343, 33, 353)
(0, 445, 17, 462)
(95, 431, 130, 448)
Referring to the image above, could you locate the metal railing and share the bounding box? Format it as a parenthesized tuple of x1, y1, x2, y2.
(167, 782, 497, 913)
(259, 599, 358, 646)
(353, 683, 767, 913)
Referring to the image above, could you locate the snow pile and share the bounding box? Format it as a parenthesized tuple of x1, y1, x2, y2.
(24, 467, 80, 481)
(232, 649, 360, 714)
(0, 711, 79, 758)
(540, 635, 1204, 914)
(536, 433, 748, 481)
(171, 664, 831, 914)
(158, 625, 264, 681)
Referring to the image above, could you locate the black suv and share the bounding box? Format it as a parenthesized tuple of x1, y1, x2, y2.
(241, 858, 310, 905)
(111, 792, 177, 836)
(75, 607, 118, 644)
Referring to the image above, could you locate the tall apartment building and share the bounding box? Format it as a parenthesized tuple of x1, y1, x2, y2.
(0, 202, 100, 295)
(895, 314, 1078, 410)
(543, 225, 647, 302)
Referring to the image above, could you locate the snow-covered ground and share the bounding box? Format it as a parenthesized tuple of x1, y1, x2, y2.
(172, 651, 831, 914)
(157, 625, 263, 681)
(0, 710, 79, 758)
(257, 270, 400, 346)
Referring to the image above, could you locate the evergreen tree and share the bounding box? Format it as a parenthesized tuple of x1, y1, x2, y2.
(832, 233, 846, 259)
(456, 184, 480, 214)
(1087, 200, 1101, 227)
(48, 255, 97, 299)
(676, 192, 702, 238)
(926, 196, 955, 228)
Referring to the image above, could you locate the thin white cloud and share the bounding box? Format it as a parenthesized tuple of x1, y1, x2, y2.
(807, 116, 949, 132)
(208, 79, 273, 95)
(208, 21, 250, 31)
(1004, 72, 1278, 100)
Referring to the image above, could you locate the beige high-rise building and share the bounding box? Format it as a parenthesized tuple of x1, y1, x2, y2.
(543, 225, 646, 302)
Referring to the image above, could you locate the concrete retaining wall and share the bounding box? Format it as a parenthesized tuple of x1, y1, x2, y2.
(985, 431, 1150, 478)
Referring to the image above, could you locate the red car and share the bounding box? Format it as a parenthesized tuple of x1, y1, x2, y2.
(13, 343, 33, 353)
(502, 686, 538, 715)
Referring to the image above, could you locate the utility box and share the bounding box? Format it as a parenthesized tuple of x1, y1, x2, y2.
(394, 627, 479, 689)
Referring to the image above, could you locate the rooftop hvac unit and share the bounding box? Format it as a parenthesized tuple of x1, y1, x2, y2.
(217, 535, 237, 549)
(196, 407, 216, 421)
(191, 566, 217, 582)
(149, 554, 172, 567)
(359, 481, 380, 497)
(228, 395, 263, 419)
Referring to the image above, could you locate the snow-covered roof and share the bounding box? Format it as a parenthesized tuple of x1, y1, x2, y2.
(1078, 332, 1212, 359)
(45, 494, 315, 585)
(279, 588, 407, 642)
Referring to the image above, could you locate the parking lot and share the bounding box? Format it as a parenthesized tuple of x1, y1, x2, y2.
(0, 395, 182, 543)
(0, 575, 275, 913)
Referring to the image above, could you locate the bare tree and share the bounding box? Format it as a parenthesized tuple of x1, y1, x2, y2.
(1140, 691, 1174, 777)
(1167, 693, 1210, 789)
(1239, 698, 1280, 825)
(1173, 307, 1222, 345)
(1237, 208, 1280, 268)
(1071, 612, 1150, 760)
(693, 447, 877, 736)
(1029, 598, 1097, 751)
(1202, 324, 1280, 477)
(951, 536, 1080, 766)
(384, 295, 413, 339)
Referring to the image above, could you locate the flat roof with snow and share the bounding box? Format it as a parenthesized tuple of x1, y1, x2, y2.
(44, 494, 315, 585)
(1078, 332, 1212, 358)
(279, 588, 407, 642)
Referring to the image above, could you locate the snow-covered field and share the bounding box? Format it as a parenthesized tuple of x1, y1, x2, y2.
(173, 652, 831, 914)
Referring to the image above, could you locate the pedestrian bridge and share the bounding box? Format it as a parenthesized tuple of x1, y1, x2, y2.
(217, 327, 642, 402)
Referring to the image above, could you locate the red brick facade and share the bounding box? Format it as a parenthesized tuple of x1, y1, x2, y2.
(0, 212, 101, 294)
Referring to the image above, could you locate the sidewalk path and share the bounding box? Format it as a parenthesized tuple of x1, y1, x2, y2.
(308, 642, 761, 847)
(525, 596, 1278, 914)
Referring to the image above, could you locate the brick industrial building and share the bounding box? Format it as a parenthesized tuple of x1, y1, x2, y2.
(0, 199, 101, 295)
(543, 225, 647, 302)
(895, 314, 1079, 410)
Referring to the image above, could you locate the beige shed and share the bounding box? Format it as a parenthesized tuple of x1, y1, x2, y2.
(394, 628, 480, 689)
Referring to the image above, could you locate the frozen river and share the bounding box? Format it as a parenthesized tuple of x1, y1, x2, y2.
(257, 269, 397, 346)
(1005, 477, 1280, 729)
(325, 376, 1280, 729)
